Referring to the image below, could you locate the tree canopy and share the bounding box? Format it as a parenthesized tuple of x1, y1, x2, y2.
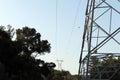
(89, 54, 120, 80)
(0, 25, 56, 80)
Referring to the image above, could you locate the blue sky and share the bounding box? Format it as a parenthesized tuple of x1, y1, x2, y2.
(0, 0, 120, 75)
(0, 0, 88, 74)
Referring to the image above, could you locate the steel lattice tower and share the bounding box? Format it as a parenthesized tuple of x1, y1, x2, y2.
(78, 0, 120, 80)
(56, 59, 63, 71)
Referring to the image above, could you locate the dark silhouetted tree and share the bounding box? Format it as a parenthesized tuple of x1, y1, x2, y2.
(0, 25, 56, 80)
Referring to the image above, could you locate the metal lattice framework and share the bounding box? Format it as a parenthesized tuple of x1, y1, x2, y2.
(78, 0, 120, 80)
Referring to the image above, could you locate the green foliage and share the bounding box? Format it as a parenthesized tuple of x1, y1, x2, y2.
(46, 70, 78, 80)
(0, 25, 55, 80)
(46, 70, 71, 80)
(90, 54, 120, 80)
(16, 26, 51, 56)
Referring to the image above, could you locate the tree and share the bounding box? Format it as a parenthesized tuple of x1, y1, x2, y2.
(49, 70, 78, 80)
(16, 27, 51, 56)
(89, 54, 120, 80)
(45, 70, 72, 80)
(0, 25, 56, 80)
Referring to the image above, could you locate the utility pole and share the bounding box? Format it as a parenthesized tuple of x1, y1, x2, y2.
(78, 0, 120, 80)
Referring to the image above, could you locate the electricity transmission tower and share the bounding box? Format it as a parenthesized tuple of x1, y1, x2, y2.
(78, 0, 120, 80)
(56, 59, 63, 71)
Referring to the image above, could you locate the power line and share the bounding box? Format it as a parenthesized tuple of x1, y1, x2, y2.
(65, 0, 82, 52)
(73, 0, 82, 27)
(55, 0, 58, 54)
